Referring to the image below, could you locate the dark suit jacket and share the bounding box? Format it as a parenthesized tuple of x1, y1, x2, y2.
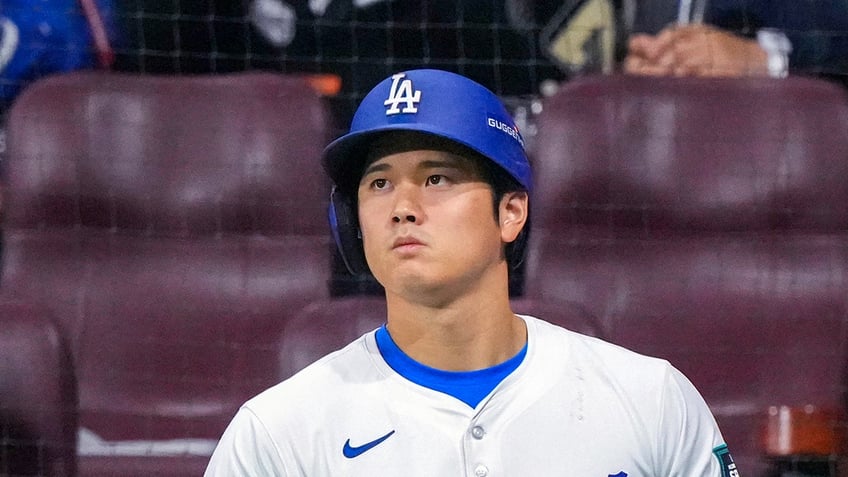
(630, 0, 848, 78)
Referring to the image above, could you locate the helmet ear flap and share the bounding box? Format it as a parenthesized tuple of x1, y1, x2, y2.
(329, 187, 369, 276)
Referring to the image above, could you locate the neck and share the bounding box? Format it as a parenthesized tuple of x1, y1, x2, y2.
(383, 268, 527, 371)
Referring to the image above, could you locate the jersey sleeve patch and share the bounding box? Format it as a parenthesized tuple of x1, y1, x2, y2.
(713, 444, 740, 477)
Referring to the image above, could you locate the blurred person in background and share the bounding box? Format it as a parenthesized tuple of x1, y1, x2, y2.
(533, 0, 848, 84)
(0, 0, 119, 112)
(624, 0, 848, 80)
(247, 0, 564, 111)
(0, 0, 119, 170)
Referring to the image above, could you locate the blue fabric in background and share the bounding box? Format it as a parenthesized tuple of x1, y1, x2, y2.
(0, 0, 119, 102)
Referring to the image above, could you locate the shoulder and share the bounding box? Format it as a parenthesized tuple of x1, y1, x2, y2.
(245, 332, 382, 423)
(524, 315, 679, 396)
(206, 331, 391, 475)
(521, 315, 726, 475)
(528, 315, 671, 369)
(527, 314, 721, 426)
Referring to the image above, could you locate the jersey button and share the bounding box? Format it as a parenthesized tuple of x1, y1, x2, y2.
(471, 426, 485, 439)
(474, 464, 489, 477)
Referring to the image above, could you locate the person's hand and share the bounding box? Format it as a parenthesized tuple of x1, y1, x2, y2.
(624, 24, 769, 77)
(624, 28, 679, 76)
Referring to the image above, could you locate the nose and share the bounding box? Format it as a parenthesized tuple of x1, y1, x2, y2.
(392, 213, 416, 223)
(391, 186, 422, 224)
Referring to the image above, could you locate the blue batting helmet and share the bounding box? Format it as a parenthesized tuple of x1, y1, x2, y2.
(322, 69, 532, 276)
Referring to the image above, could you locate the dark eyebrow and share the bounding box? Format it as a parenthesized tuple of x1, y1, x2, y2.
(361, 162, 391, 178)
(418, 158, 466, 170)
(361, 156, 467, 177)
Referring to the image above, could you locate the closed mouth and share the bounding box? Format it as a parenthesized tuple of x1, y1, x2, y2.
(392, 236, 424, 249)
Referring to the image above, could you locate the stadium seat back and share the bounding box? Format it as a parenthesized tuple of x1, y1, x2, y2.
(1, 71, 334, 475)
(528, 74, 848, 476)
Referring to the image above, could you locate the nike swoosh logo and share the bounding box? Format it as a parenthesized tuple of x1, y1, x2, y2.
(342, 430, 396, 458)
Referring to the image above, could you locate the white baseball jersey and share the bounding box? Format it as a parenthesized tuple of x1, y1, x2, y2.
(205, 315, 735, 477)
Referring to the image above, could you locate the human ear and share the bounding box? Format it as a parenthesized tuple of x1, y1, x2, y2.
(498, 191, 529, 244)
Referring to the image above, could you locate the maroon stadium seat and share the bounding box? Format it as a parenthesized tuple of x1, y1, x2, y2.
(0, 302, 76, 476)
(527, 74, 848, 476)
(279, 296, 390, 379)
(0, 71, 334, 475)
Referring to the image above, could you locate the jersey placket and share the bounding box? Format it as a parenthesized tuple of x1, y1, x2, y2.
(462, 403, 502, 477)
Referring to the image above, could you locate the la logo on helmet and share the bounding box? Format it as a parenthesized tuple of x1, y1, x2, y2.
(384, 73, 421, 115)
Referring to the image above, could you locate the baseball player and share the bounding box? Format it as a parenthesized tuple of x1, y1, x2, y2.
(205, 69, 737, 476)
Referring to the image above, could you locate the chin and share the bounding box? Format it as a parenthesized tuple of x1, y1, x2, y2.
(385, 270, 465, 302)
(383, 270, 437, 293)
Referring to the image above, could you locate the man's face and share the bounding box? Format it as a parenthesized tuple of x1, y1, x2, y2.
(357, 147, 513, 302)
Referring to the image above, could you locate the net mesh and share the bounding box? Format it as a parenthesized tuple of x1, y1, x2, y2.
(1, 2, 847, 477)
(110, 0, 564, 120)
